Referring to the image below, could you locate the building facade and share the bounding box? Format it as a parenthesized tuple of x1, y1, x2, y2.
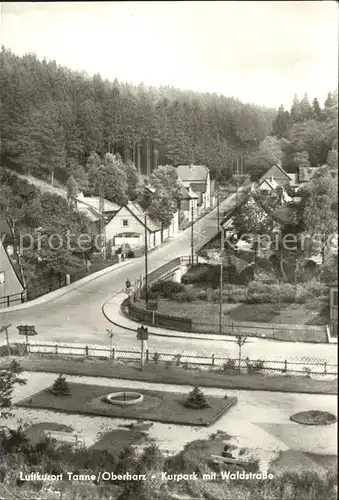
(0, 241, 24, 308)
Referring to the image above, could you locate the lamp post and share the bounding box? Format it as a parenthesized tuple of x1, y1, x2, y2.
(219, 226, 225, 335)
(144, 212, 148, 306)
(190, 204, 194, 265)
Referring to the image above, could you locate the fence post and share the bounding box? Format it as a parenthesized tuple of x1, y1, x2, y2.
(55, 344, 58, 355)
(284, 359, 287, 373)
(146, 349, 149, 364)
(211, 354, 215, 366)
(324, 361, 327, 375)
(112, 347, 115, 360)
(7, 296, 10, 307)
(85, 345, 89, 357)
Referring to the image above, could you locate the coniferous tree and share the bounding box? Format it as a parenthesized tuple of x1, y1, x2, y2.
(184, 386, 210, 409)
(312, 97, 322, 119)
(51, 374, 70, 396)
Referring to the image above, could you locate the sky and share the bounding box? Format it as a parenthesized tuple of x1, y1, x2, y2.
(1, 1, 338, 109)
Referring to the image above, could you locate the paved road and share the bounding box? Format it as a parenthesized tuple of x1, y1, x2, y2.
(0, 188, 337, 363)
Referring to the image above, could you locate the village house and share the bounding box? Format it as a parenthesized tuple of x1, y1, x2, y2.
(176, 164, 211, 211)
(0, 240, 25, 308)
(177, 179, 199, 223)
(257, 177, 292, 204)
(75, 193, 120, 232)
(104, 202, 179, 252)
(260, 163, 293, 187)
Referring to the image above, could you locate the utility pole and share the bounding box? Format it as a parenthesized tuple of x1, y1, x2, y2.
(191, 204, 194, 265)
(144, 213, 148, 306)
(219, 227, 224, 335)
(99, 174, 106, 261)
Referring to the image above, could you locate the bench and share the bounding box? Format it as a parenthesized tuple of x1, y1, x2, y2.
(211, 454, 248, 466)
(44, 430, 84, 447)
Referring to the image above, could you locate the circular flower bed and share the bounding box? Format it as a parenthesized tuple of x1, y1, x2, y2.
(290, 410, 337, 426)
(105, 391, 144, 406)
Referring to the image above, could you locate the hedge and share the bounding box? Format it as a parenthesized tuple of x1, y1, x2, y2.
(123, 298, 192, 332)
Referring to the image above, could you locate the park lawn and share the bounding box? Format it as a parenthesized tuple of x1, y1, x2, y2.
(140, 298, 327, 342)
(155, 299, 319, 325)
(16, 382, 236, 426)
(149, 298, 239, 322)
(4, 356, 337, 395)
(228, 303, 314, 324)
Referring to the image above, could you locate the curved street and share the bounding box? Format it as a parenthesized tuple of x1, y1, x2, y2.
(0, 190, 337, 363)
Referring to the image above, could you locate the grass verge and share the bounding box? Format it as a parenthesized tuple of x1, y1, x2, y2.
(1, 356, 337, 395)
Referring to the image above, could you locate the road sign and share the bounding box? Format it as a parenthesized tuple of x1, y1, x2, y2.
(137, 325, 148, 341)
(146, 299, 158, 311)
(17, 325, 37, 336)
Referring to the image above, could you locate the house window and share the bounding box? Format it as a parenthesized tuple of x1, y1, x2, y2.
(121, 219, 129, 228)
(0, 272, 5, 284)
(333, 290, 338, 307)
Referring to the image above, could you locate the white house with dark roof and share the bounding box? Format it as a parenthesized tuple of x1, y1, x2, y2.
(104, 201, 179, 251)
(0, 240, 24, 308)
(177, 178, 199, 222)
(176, 164, 211, 210)
(260, 164, 293, 187)
(75, 193, 120, 224)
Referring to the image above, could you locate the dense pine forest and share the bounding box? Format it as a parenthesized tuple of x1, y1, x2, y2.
(1, 46, 276, 186)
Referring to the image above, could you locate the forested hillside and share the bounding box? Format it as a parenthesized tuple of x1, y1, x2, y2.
(0, 47, 275, 185)
(245, 91, 338, 179)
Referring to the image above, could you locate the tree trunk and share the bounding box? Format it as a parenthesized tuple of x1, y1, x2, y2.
(6, 217, 27, 292)
(146, 139, 151, 176)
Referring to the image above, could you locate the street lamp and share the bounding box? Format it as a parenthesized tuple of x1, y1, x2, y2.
(190, 204, 194, 265)
(144, 212, 149, 305)
(143, 186, 156, 306)
(219, 226, 225, 335)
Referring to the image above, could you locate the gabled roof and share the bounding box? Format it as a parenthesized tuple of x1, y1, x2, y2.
(259, 178, 279, 190)
(176, 165, 209, 183)
(118, 202, 162, 233)
(261, 164, 291, 181)
(76, 193, 120, 214)
(177, 179, 192, 200)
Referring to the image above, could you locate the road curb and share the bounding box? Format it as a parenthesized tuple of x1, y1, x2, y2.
(102, 294, 335, 346)
(102, 294, 256, 343)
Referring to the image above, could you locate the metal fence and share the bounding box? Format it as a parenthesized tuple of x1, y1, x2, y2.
(19, 341, 338, 376)
(0, 292, 25, 308)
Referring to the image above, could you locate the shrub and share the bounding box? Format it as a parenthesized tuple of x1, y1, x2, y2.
(246, 358, 265, 374)
(223, 358, 237, 373)
(196, 290, 208, 301)
(246, 281, 297, 304)
(51, 374, 70, 396)
(150, 280, 185, 298)
(239, 265, 254, 285)
(173, 289, 197, 302)
(184, 386, 210, 409)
